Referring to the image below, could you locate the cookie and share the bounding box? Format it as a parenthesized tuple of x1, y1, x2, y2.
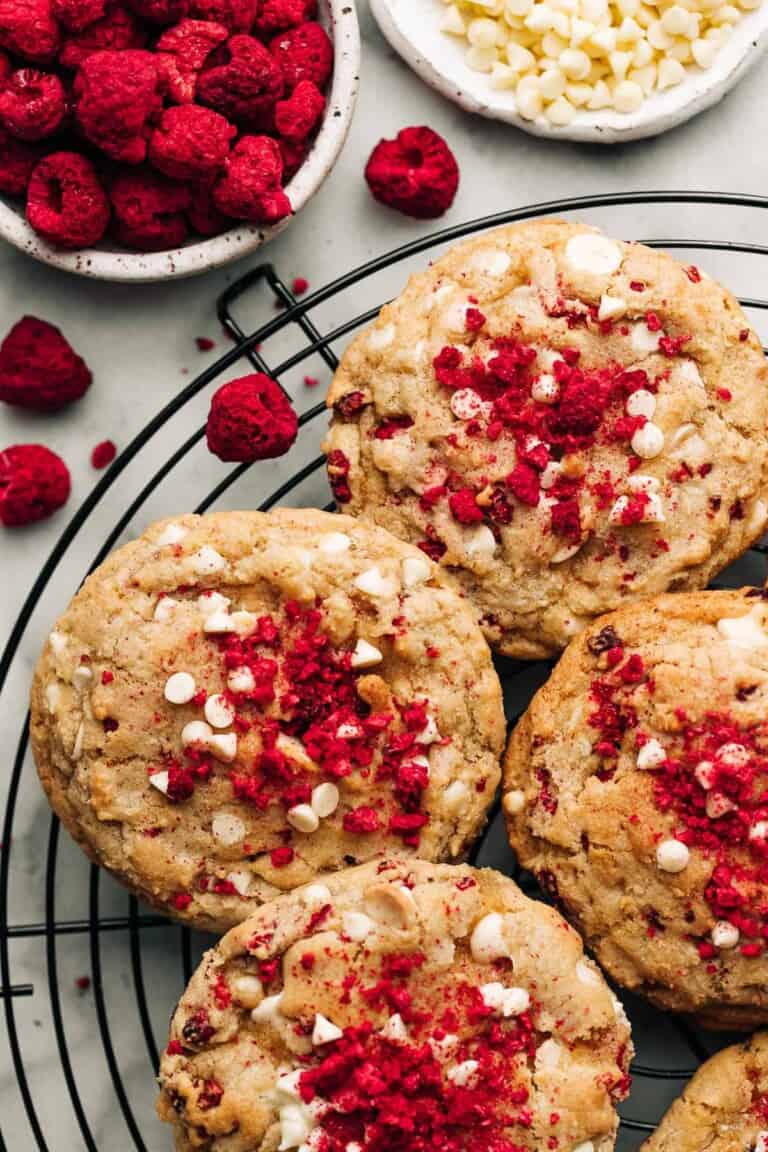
(324, 220, 768, 658)
(31, 509, 504, 932)
(641, 1032, 768, 1152)
(156, 858, 633, 1152)
(504, 587, 768, 1029)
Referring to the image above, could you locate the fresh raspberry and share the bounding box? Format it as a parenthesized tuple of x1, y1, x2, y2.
(274, 77, 323, 141)
(253, 0, 315, 33)
(155, 17, 227, 103)
(212, 134, 290, 223)
(0, 125, 40, 194)
(0, 69, 66, 141)
(91, 438, 116, 467)
(187, 0, 254, 30)
(197, 34, 283, 128)
(0, 444, 70, 527)
(270, 21, 331, 91)
(58, 4, 144, 68)
(365, 126, 459, 220)
(74, 49, 161, 164)
(206, 373, 298, 462)
(149, 104, 235, 180)
(278, 134, 306, 180)
(124, 0, 187, 22)
(187, 179, 229, 234)
(26, 151, 110, 247)
(109, 167, 190, 250)
(52, 0, 105, 29)
(0, 0, 60, 63)
(0, 316, 91, 410)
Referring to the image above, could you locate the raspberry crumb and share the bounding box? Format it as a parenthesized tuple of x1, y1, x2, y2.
(303, 375, 318, 387)
(292, 276, 308, 294)
(90, 440, 116, 469)
(0, 316, 91, 411)
(196, 337, 216, 351)
(75, 975, 91, 992)
(365, 126, 459, 220)
(172, 892, 192, 910)
(270, 845, 294, 867)
(0, 443, 71, 527)
(716, 387, 732, 402)
(206, 373, 298, 462)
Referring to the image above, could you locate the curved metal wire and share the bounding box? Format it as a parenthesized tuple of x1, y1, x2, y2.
(3, 191, 768, 1149)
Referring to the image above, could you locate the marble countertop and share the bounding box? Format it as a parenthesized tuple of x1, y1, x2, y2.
(2, 3, 768, 1148)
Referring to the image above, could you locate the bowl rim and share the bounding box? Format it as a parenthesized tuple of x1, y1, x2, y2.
(371, 0, 768, 144)
(0, 0, 360, 282)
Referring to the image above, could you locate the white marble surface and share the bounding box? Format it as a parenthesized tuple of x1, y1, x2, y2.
(2, 3, 768, 1149)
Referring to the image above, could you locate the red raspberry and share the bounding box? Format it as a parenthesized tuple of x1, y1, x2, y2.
(52, 0, 106, 29)
(270, 21, 331, 91)
(124, 0, 187, 22)
(197, 34, 284, 128)
(212, 134, 290, 223)
(278, 135, 306, 180)
(149, 104, 235, 180)
(0, 125, 40, 194)
(0, 69, 66, 141)
(27, 152, 110, 247)
(253, 0, 315, 33)
(365, 126, 459, 220)
(187, 180, 229, 234)
(0, 0, 60, 63)
(58, 4, 144, 69)
(274, 78, 323, 141)
(74, 49, 161, 164)
(0, 443, 71, 526)
(155, 18, 227, 103)
(187, 0, 254, 30)
(448, 487, 484, 524)
(91, 438, 116, 467)
(109, 167, 190, 250)
(0, 316, 91, 410)
(206, 374, 297, 461)
(0, 47, 10, 80)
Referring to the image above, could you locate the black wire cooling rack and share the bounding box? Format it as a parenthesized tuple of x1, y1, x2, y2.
(3, 190, 768, 1152)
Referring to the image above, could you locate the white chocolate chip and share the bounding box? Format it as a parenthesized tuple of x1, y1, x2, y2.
(598, 293, 627, 321)
(354, 566, 398, 598)
(625, 389, 656, 419)
(156, 522, 188, 546)
(444, 781, 469, 812)
(540, 462, 562, 490)
(278, 1103, 313, 1151)
(49, 631, 68, 655)
(350, 638, 384, 669)
(564, 232, 622, 276)
(480, 982, 530, 1016)
(694, 760, 716, 790)
(212, 812, 246, 845)
(609, 493, 665, 524)
(312, 1014, 343, 1045)
(227, 869, 251, 896)
(755, 1133, 768, 1152)
(573, 1144, 595, 1152)
(630, 322, 661, 355)
(551, 541, 584, 564)
(636, 738, 666, 770)
(149, 770, 169, 794)
(631, 421, 665, 459)
(197, 591, 230, 616)
(45, 683, 60, 713)
(447, 1060, 479, 1086)
(416, 713, 440, 745)
(230, 611, 258, 636)
(537, 1039, 562, 1069)
(717, 742, 750, 766)
(154, 596, 180, 622)
(164, 671, 197, 705)
(301, 884, 332, 906)
(208, 732, 238, 762)
(379, 1013, 409, 1042)
(318, 532, 351, 554)
(228, 666, 255, 693)
(750, 821, 768, 843)
(368, 323, 395, 350)
(287, 804, 320, 834)
(450, 388, 488, 421)
(656, 838, 690, 873)
(233, 974, 263, 1007)
(72, 664, 93, 691)
(470, 912, 511, 963)
(627, 473, 660, 495)
(717, 606, 768, 651)
(251, 992, 284, 1022)
(364, 884, 418, 930)
(706, 791, 735, 819)
(575, 959, 602, 987)
(203, 611, 235, 634)
(531, 373, 560, 404)
(276, 1070, 303, 1100)
(711, 920, 739, 949)
(468, 247, 511, 277)
(182, 720, 213, 746)
(191, 546, 226, 576)
(503, 789, 526, 816)
(465, 524, 497, 557)
(311, 783, 339, 818)
(342, 911, 373, 941)
(402, 554, 432, 587)
(204, 693, 235, 729)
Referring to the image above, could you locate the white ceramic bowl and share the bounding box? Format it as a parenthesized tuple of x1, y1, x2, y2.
(372, 0, 768, 143)
(0, 0, 359, 281)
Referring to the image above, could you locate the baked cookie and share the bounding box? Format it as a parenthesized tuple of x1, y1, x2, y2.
(31, 509, 504, 932)
(504, 588, 768, 1029)
(157, 858, 633, 1152)
(325, 220, 768, 659)
(641, 1032, 768, 1152)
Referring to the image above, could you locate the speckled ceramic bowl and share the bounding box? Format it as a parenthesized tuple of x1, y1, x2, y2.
(0, 0, 360, 282)
(372, 0, 768, 143)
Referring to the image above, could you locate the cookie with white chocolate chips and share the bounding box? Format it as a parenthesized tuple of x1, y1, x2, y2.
(30, 509, 504, 932)
(325, 220, 768, 658)
(641, 1032, 768, 1152)
(504, 588, 768, 1029)
(157, 859, 633, 1152)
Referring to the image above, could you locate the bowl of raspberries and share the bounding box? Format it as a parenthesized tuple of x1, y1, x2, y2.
(0, 0, 359, 280)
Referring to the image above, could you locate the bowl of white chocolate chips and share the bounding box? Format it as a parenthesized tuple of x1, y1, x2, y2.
(371, 0, 768, 140)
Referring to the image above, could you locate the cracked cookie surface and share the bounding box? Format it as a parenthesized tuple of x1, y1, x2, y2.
(157, 858, 633, 1152)
(30, 509, 504, 932)
(325, 220, 768, 658)
(504, 588, 768, 1029)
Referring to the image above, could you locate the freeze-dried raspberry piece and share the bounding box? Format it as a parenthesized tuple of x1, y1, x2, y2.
(197, 34, 283, 128)
(253, 0, 315, 33)
(124, 0, 187, 21)
(187, 0, 253, 29)
(274, 78, 323, 141)
(206, 373, 297, 462)
(0, 443, 70, 526)
(365, 126, 459, 220)
(0, 69, 66, 141)
(52, 0, 104, 28)
(109, 167, 190, 250)
(27, 151, 110, 247)
(0, 48, 10, 81)
(278, 135, 307, 180)
(187, 180, 229, 234)
(0, 125, 40, 194)
(149, 105, 235, 180)
(74, 49, 161, 164)
(155, 17, 227, 103)
(0, 0, 60, 63)
(58, 3, 144, 68)
(212, 133, 290, 223)
(270, 21, 331, 91)
(0, 316, 91, 410)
